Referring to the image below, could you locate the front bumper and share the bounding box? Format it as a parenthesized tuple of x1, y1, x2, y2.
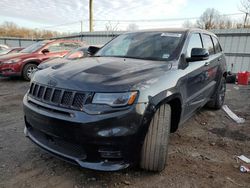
(23, 94, 149, 171)
(0, 63, 21, 77)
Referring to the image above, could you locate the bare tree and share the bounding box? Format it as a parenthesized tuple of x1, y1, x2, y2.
(239, 0, 250, 27)
(218, 17, 233, 29)
(196, 8, 235, 29)
(182, 20, 194, 28)
(126, 23, 139, 31)
(196, 8, 220, 29)
(105, 21, 119, 32)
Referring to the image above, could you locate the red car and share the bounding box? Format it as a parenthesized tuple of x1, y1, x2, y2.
(0, 40, 82, 80)
(0, 47, 24, 56)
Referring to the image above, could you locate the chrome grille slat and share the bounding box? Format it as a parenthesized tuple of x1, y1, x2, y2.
(44, 88, 53, 101)
(51, 89, 62, 104)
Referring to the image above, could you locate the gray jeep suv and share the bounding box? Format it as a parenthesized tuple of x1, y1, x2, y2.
(23, 28, 227, 172)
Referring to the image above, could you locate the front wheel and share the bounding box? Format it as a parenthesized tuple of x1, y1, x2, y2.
(140, 104, 171, 172)
(22, 64, 37, 81)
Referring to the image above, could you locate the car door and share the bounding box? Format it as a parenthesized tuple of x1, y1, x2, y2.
(200, 34, 219, 99)
(182, 32, 213, 119)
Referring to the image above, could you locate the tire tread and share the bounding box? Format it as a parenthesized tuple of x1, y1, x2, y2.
(140, 104, 171, 171)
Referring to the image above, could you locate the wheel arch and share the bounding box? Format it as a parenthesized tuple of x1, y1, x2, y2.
(145, 91, 183, 134)
(155, 93, 182, 133)
(21, 60, 40, 75)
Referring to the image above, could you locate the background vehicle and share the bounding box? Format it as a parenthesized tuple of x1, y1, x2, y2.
(0, 44, 9, 54)
(0, 47, 24, 55)
(37, 45, 92, 71)
(23, 28, 227, 172)
(0, 40, 83, 80)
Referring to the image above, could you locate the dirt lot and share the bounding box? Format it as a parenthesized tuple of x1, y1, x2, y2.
(0, 77, 250, 188)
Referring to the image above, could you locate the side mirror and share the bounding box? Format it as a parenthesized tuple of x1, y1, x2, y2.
(87, 46, 100, 56)
(41, 49, 50, 54)
(187, 48, 209, 62)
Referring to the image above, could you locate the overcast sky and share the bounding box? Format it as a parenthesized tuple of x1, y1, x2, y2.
(0, 0, 243, 32)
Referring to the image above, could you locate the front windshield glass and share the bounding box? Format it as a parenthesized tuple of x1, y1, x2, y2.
(0, 49, 11, 54)
(95, 32, 184, 61)
(20, 41, 48, 53)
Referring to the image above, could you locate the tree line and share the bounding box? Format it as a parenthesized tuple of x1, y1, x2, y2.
(184, 0, 250, 29)
(0, 22, 61, 38)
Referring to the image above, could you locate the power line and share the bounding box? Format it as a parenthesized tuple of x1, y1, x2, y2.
(37, 12, 245, 30)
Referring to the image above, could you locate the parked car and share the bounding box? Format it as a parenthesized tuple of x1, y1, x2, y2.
(0, 47, 24, 55)
(37, 46, 91, 71)
(23, 28, 227, 172)
(0, 40, 83, 80)
(0, 44, 9, 53)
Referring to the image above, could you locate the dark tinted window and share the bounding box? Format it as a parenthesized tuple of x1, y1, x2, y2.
(202, 34, 215, 55)
(186, 33, 202, 57)
(212, 36, 222, 53)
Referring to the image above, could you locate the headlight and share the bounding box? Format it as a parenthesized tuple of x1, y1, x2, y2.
(4, 58, 21, 64)
(92, 91, 138, 107)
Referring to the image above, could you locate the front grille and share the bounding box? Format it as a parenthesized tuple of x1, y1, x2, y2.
(28, 82, 93, 111)
(61, 91, 73, 106)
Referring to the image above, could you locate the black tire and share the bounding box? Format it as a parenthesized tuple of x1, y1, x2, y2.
(22, 64, 37, 81)
(140, 104, 171, 172)
(207, 77, 226, 109)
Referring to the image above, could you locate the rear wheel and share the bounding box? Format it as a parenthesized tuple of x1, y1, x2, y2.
(22, 64, 37, 81)
(207, 77, 226, 109)
(140, 104, 171, 172)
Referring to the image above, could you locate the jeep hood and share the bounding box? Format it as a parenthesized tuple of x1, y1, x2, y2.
(32, 57, 172, 92)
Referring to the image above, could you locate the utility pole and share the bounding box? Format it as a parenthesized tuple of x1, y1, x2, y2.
(244, 12, 248, 28)
(80, 20, 83, 41)
(89, 0, 93, 32)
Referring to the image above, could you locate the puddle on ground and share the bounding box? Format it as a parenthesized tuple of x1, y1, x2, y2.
(210, 128, 250, 141)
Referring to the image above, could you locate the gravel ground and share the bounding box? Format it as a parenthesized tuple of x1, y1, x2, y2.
(0, 77, 250, 188)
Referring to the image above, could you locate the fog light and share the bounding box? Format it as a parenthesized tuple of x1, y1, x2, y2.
(97, 127, 129, 137)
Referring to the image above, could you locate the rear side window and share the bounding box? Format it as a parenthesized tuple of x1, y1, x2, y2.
(212, 36, 222, 53)
(186, 33, 203, 57)
(201, 34, 215, 55)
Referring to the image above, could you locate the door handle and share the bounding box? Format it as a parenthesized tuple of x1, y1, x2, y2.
(204, 62, 210, 66)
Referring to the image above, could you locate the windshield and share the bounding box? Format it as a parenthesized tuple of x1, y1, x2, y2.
(0, 49, 11, 54)
(20, 41, 48, 53)
(95, 32, 184, 61)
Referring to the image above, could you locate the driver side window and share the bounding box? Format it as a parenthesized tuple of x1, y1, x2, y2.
(186, 33, 202, 58)
(47, 43, 62, 52)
